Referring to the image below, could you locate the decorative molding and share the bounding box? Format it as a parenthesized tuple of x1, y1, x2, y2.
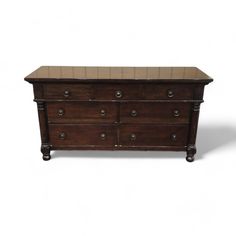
(187, 144, 196, 153)
(193, 102, 201, 112)
(37, 101, 45, 111)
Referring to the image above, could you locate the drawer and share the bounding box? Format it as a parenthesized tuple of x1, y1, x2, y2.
(140, 84, 193, 100)
(119, 125, 188, 147)
(120, 102, 191, 124)
(44, 83, 193, 100)
(49, 124, 117, 147)
(44, 83, 141, 100)
(47, 102, 118, 123)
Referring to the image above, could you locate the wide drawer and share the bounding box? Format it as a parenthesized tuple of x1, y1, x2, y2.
(44, 83, 194, 100)
(119, 125, 189, 147)
(47, 102, 118, 123)
(49, 124, 117, 147)
(120, 102, 191, 124)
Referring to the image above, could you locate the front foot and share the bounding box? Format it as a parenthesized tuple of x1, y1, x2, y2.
(43, 154, 51, 161)
(186, 145, 196, 162)
(41, 144, 51, 161)
(186, 155, 194, 162)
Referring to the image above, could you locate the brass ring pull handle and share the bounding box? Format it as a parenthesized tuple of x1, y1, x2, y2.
(100, 109, 106, 117)
(64, 90, 70, 98)
(59, 132, 66, 140)
(173, 109, 180, 117)
(171, 133, 177, 141)
(115, 90, 123, 98)
(100, 133, 106, 140)
(167, 89, 174, 98)
(130, 110, 138, 117)
(130, 133, 136, 141)
(58, 109, 65, 116)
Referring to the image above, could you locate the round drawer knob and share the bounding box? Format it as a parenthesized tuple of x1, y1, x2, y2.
(171, 133, 177, 141)
(58, 109, 65, 116)
(115, 90, 123, 98)
(100, 133, 106, 140)
(130, 110, 138, 117)
(100, 109, 106, 117)
(130, 133, 136, 141)
(64, 90, 70, 98)
(173, 109, 180, 117)
(167, 89, 174, 98)
(59, 132, 66, 140)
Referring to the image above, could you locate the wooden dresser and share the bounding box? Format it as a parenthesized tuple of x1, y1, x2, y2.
(25, 66, 213, 162)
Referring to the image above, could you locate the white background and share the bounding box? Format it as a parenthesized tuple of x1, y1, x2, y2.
(1, 0, 236, 235)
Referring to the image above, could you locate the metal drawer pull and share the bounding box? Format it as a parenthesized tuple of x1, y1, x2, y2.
(59, 132, 66, 140)
(173, 109, 180, 117)
(130, 133, 136, 141)
(115, 90, 123, 98)
(100, 133, 106, 140)
(58, 109, 65, 116)
(100, 109, 106, 117)
(171, 133, 177, 141)
(64, 90, 70, 98)
(167, 89, 174, 98)
(130, 110, 138, 117)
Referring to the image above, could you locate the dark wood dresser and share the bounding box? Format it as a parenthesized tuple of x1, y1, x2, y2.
(25, 66, 213, 162)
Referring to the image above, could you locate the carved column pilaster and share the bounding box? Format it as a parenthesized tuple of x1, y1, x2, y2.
(186, 102, 201, 162)
(37, 101, 51, 160)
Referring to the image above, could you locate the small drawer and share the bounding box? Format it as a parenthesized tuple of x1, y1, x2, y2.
(43, 83, 193, 100)
(44, 84, 93, 100)
(119, 125, 189, 147)
(120, 102, 191, 124)
(49, 124, 117, 147)
(140, 84, 193, 100)
(47, 102, 118, 123)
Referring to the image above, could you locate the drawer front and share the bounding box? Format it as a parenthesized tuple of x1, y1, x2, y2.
(49, 124, 117, 147)
(44, 84, 141, 100)
(47, 102, 118, 123)
(45, 84, 94, 100)
(120, 102, 191, 124)
(119, 125, 188, 147)
(140, 84, 193, 100)
(44, 83, 193, 100)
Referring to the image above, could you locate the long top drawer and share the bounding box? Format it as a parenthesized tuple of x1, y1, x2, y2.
(43, 83, 194, 100)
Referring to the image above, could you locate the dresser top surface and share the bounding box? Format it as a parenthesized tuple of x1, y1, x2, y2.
(25, 66, 213, 83)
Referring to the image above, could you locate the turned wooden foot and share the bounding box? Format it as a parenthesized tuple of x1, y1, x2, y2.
(186, 155, 194, 162)
(186, 145, 196, 162)
(41, 144, 51, 161)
